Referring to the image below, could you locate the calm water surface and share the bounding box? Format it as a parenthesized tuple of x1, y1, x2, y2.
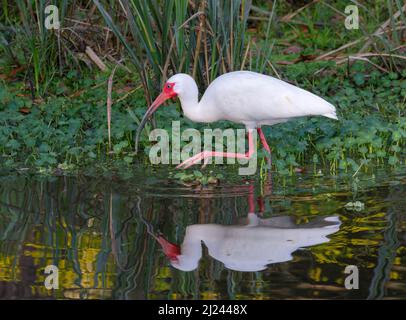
(0, 165, 405, 299)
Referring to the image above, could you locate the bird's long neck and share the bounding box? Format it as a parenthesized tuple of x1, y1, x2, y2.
(177, 82, 207, 123)
(178, 94, 200, 121)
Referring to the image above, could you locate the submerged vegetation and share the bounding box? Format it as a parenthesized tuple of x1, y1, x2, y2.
(0, 0, 405, 175)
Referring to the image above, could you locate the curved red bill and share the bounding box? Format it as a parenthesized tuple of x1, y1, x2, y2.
(157, 235, 181, 262)
(134, 92, 170, 153)
(134, 81, 178, 153)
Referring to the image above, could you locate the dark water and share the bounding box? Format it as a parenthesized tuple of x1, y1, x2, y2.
(0, 165, 405, 300)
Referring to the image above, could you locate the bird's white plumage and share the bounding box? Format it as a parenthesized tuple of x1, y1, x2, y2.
(169, 71, 337, 129)
(171, 214, 341, 272)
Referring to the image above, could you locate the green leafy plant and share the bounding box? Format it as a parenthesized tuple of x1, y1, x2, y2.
(170, 170, 223, 186)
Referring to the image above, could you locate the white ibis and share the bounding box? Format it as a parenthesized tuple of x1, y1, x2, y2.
(158, 215, 341, 272)
(135, 71, 338, 169)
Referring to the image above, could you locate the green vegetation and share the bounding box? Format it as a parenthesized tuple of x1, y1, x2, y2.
(0, 1, 405, 176)
(170, 170, 223, 186)
(0, 1, 83, 97)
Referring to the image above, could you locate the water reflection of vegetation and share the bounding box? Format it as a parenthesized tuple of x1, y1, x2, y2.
(0, 168, 405, 299)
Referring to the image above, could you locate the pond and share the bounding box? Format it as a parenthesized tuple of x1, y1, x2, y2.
(0, 165, 405, 300)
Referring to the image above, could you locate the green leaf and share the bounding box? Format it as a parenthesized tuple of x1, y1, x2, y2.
(7, 139, 21, 150)
(388, 156, 398, 165)
(353, 73, 365, 86)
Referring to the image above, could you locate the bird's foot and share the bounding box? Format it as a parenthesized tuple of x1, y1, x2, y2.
(176, 151, 212, 169)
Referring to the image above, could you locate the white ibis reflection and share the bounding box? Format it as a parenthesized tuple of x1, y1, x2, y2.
(158, 213, 340, 272)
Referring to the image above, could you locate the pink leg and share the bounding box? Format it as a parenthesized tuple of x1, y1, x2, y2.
(176, 129, 256, 169)
(257, 127, 272, 166)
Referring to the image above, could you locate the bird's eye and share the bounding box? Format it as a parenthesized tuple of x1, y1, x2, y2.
(166, 84, 172, 89)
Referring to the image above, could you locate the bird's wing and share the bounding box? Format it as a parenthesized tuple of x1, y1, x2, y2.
(203, 71, 337, 122)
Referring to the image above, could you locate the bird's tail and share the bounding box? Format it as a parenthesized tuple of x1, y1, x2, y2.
(323, 110, 338, 120)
